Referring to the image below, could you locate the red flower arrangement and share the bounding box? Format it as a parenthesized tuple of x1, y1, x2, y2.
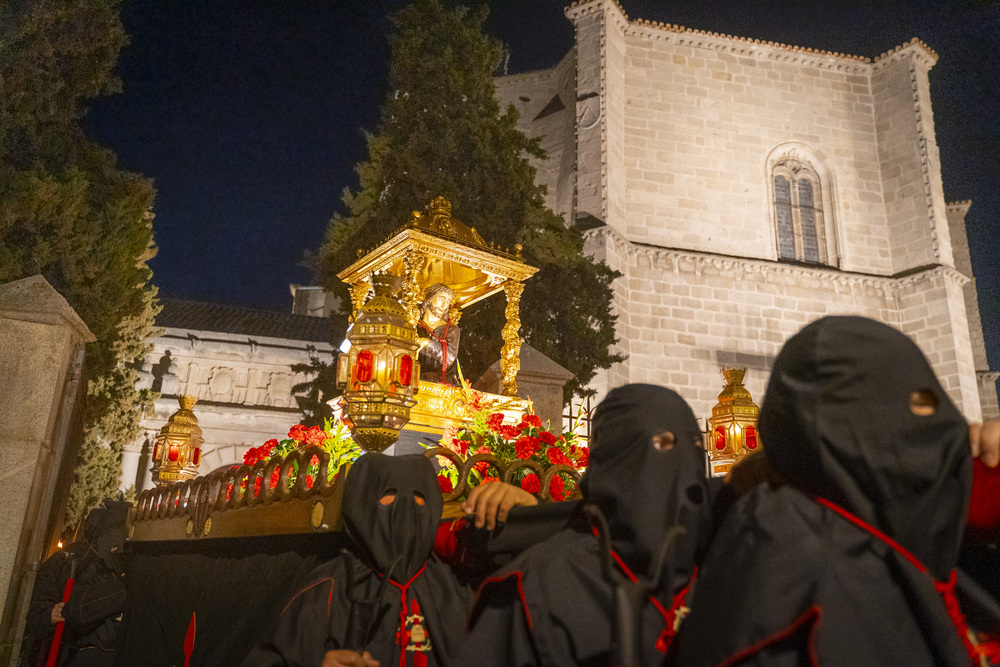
(234, 417, 363, 498)
(436, 398, 590, 501)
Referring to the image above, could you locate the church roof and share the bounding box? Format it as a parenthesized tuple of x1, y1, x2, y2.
(156, 298, 335, 344)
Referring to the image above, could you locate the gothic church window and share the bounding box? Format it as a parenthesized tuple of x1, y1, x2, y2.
(772, 160, 827, 265)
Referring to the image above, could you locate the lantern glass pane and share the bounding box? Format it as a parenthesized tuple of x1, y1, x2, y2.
(714, 426, 726, 451)
(168, 443, 179, 462)
(357, 349, 374, 383)
(193, 448, 201, 465)
(745, 425, 758, 449)
(400, 354, 413, 386)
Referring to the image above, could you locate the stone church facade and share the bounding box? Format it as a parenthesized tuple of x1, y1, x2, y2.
(495, 0, 998, 421)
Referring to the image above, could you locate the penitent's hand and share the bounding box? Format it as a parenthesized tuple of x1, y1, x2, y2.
(462, 481, 539, 530)
(971, 421, 1000, 468)
(50, 602, 65, 625)
(321, 650, 379, 667)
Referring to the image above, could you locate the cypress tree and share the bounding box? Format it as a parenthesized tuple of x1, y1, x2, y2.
(0, 0, 159, 525)
(318, 0, 622, 400)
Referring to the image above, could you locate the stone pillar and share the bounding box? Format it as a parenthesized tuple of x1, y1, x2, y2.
(0, 276, 94, 666)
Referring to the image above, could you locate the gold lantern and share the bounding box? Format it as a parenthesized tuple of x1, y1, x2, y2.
(150, 395, 204, 486)
(706, 367, 760, 477)
(335, 273, 421, 452)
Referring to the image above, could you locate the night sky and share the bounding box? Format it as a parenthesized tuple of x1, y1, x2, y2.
(84, 0, 999, 369)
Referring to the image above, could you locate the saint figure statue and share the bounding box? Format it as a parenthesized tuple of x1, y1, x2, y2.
(418, 283, 460, 385)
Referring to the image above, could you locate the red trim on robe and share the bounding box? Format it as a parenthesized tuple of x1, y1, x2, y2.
(716, 606, 824, 667)
(473, 571, 533, 630)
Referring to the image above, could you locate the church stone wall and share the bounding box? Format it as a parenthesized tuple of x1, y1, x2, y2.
(494, 0, 995, 420)
(594, 227, 981, 421)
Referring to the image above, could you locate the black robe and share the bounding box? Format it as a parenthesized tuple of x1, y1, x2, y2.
(463, 384, 713, 666)
(674, 316, 975, 666)
(243, 454, 472, 666)
(22, 501, 129, 667)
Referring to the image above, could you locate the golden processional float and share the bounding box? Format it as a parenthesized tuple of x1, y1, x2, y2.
(334, 195, 537, 448)
(130, 197, 546, 541)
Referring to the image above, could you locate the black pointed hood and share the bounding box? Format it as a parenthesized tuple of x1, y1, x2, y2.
(582, 383, 709, 576)
(759, 316, 971, 578)
(341, 453, 443, 582)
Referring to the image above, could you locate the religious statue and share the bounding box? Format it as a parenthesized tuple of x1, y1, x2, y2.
(417, 283, 460, 385)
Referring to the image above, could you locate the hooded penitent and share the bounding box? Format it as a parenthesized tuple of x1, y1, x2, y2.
(242, 454, 471, 667)
(674, 316, 974, 666)
(463, 384, 713, 666)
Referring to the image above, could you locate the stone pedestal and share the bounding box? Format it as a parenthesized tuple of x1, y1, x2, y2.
(0, 276, 94, 666)
(475, 343, 574, 430)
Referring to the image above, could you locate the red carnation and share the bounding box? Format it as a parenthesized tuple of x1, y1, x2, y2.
(303, 425, 326, 445)
(538, 431, 557, 445)
(521, 473, 541, 494)
(473, 446, 492, 476)
(521, 414, 543, 429)
(305, 474, 315, 488)
(498, 424, 522, 440)
(482, 475, 500, 484)
(547, 446, 572, 466)
(486, 413, 505, 432)
(575, 447, 590, 469)
(549, 475, 566, 502)
(288, 424, 308, 442)
(262, 438, 278, 454)
(438, 475, 454, 493)
(515, 436, 541, 459)
(243, 447, 260, 466)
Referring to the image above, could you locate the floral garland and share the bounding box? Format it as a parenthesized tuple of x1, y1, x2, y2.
(435, 404, 590, 501)
(240, 417, 363, 494)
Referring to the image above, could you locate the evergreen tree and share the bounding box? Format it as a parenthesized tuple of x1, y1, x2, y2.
(0, 0, 159, 525)
(317, 0, 622, 400)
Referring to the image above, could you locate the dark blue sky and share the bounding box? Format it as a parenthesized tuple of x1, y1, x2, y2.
(85, 0, 999, 369)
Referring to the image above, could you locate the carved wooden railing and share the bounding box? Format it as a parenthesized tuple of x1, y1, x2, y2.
(131, 447, 582, 542)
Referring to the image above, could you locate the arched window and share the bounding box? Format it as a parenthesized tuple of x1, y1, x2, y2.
(773, 159, 826, 264)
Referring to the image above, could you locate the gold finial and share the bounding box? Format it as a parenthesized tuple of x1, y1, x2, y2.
(720, 367, 746, 386)
(514, 243, 523, 259)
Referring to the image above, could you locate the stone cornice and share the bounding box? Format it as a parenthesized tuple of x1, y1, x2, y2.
(871, 39, 938, 72)
(947, 200, 973, 217)
(585, 226, 969, 295)
(566, 1, 938, 76)
(494, 47, 576, 88)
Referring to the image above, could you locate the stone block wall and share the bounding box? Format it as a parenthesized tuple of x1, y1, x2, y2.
(494, 52, 577, 222)
(872, 47, 955, 272)
(591, 227, 981, 421)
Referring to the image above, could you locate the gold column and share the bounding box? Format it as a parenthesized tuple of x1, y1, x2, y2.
(500, 279, 525, 396)
(348, 280, 371, 323)
(401, 249, 427, 326)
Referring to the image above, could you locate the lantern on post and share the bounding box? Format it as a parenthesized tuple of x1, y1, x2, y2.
(335, 273, 421, 452)
(706, 367, 760, 477)
(150, 395, 204, 486)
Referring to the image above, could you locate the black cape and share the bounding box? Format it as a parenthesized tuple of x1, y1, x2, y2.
(463, 384, 713, 666)
(674, 316, 974, 666)
(22, 501, 129, 667)
(243, 454, 472, 666)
